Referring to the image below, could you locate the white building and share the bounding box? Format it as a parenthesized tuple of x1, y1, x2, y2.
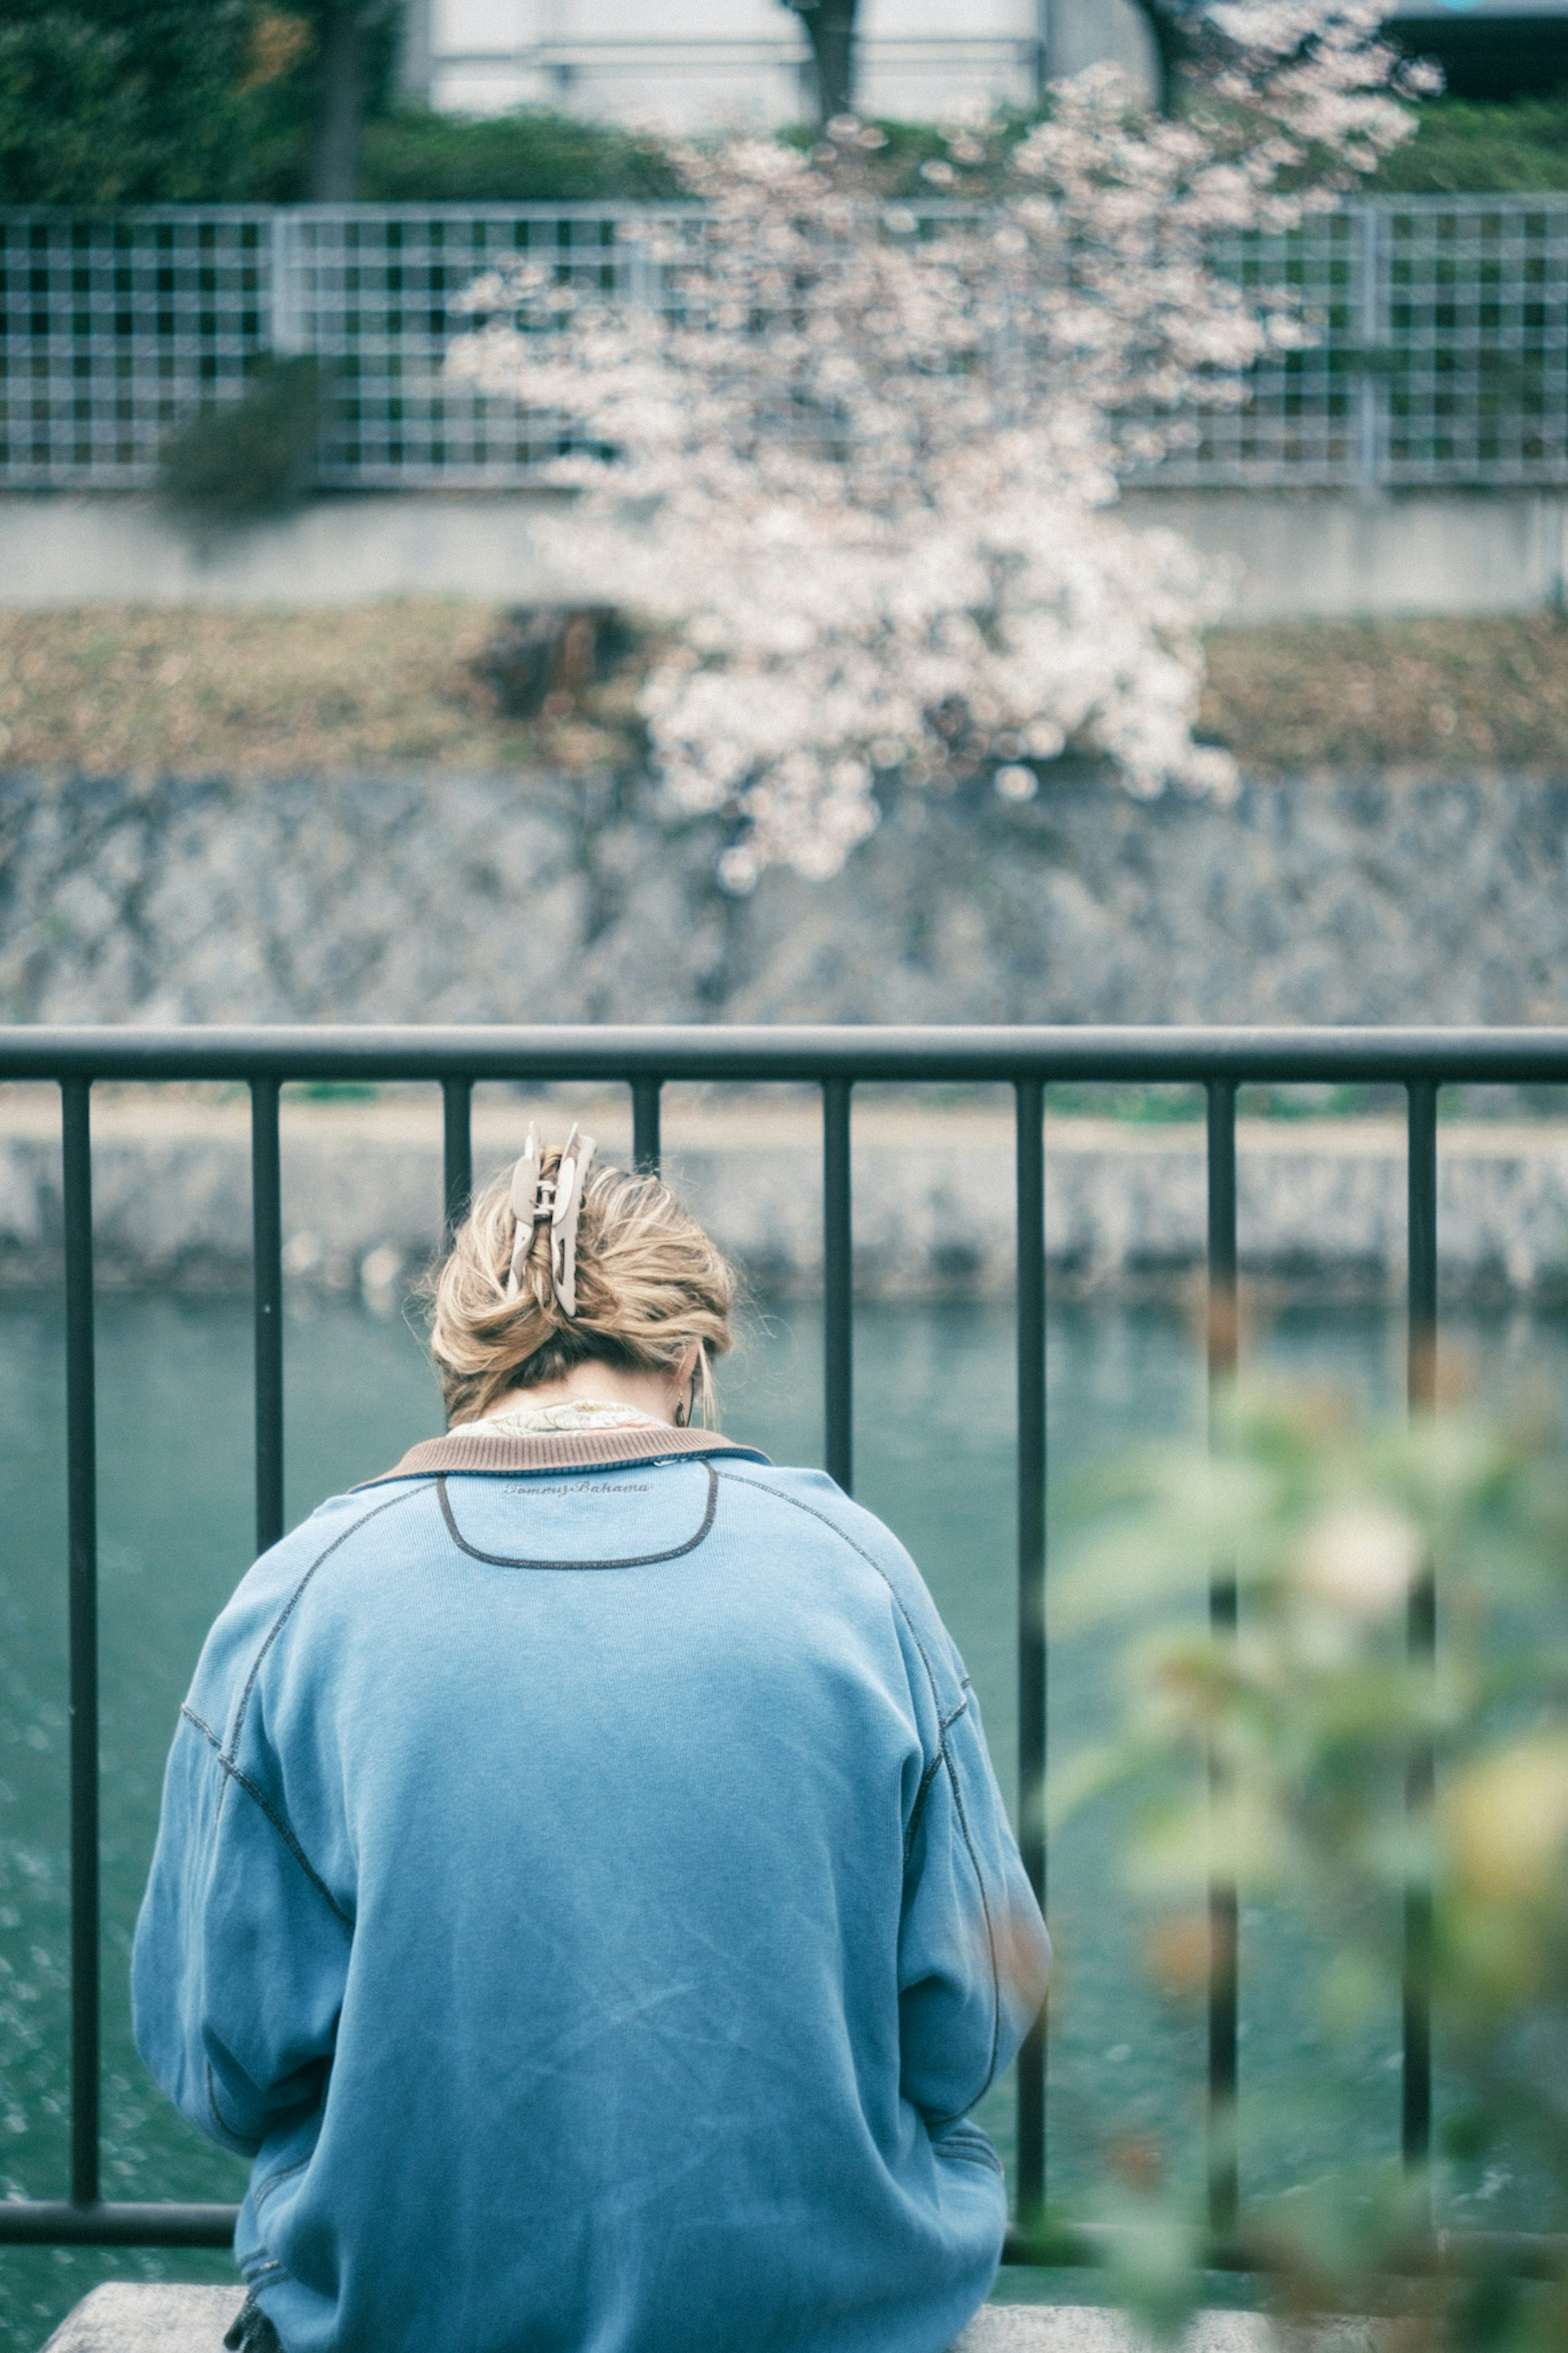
(400, 0, 1161, 129)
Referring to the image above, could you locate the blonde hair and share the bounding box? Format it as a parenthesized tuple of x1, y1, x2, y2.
(427, 1146, 736, 1429)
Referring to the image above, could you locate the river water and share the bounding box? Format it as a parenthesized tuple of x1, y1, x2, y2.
(0, 1291, 1560, 2350)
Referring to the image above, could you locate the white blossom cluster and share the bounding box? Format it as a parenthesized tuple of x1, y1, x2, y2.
(448, 2, 1430, 886)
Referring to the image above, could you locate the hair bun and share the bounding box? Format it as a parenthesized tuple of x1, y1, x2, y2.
(425, 1150, 736, 1430)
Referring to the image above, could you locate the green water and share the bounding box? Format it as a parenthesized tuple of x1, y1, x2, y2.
(0, 1293, 1558, 2349)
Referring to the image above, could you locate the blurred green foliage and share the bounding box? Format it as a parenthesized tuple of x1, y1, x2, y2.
(356, 105, 684, 203)
(1047, 1385, 1568, 2346)
(1370, 95, 1568, 196)
(158, 356, 326, 523)
(0, 2, 679, 206)
(0, 0, 398, 205)
(0, 1, 261, 204)
(4, 7, 1567, 211)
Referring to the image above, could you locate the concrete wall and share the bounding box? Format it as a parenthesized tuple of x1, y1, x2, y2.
(6, 1091, 1568, 1300)
(7, 489, 1562, 619)
(1122, 488, 1568, 621)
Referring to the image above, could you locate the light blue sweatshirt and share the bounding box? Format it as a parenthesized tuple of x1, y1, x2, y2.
(133, 1423, 1050, 2353)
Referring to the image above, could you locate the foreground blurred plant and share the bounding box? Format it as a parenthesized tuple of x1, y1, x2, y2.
(447, 5, 1430, 887)
(1047, 1383, 1568, 2348)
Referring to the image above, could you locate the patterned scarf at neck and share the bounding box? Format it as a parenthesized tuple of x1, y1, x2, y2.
(457, 1398, 667, 1439)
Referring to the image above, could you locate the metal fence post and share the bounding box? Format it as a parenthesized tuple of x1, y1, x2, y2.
(1206, 1079, 1240, 2237)
(442, 1077, 474, 1246)
(1403, 1079, 1439, 2183)
(61, 1081, 100, 2209)
(822, 1079, 853, 1493)
(252, 1079, 285, 1554)
(1014, 1077, 1047, 2221)
(1355, 202, 1386, 495)
(268, 211, 307, 358)
(631, 1077, 662, 1175)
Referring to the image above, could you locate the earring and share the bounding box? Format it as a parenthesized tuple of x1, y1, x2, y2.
(674, 1394, 690, 1429)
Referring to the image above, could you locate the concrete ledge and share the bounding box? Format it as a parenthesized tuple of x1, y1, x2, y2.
(39, 2286, 242, 2353)
(4, 494, 573, 612)
(957, 2308, 1271, 2351)
(6, 489, 1564, 620)
(1122, 488, 1568, 621)
(38, 2282, 1385, 2353)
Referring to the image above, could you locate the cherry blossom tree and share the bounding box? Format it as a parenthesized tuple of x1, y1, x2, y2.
(448, 3, 1434, 888)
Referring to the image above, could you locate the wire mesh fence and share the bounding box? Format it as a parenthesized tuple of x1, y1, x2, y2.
(2, 196, 1565, 492)
(1153, 199, 1568, 487)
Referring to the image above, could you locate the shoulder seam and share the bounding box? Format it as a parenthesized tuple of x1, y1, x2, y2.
(225, 1484, 429, 1760)
(713, 1469, 952, 1721)
(182, 1702, 353, 1929)
(903, 1749, 944, 1869)
(941, 1732, 1002, 2101)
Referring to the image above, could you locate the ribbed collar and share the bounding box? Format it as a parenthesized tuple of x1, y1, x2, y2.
(358, 1425, 771, 1487)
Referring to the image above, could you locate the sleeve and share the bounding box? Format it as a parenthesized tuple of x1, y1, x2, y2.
(898, 1686, 1051, 2129)
(131, 1712, 352, 2157)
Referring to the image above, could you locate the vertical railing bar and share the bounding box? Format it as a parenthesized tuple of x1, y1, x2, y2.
(251, 1078, 285, 1556)
(442, 1076, 474, 1245)
(1404, 1079, 1438, 2178)
(822, 1079, 853, 1494)
(1356, 201, 1385, 494)
(1206, 1077, 1240, 2238)
(61, 1079, 100, 2209)
(1014, 1076, 1047, 2221)
(631, 1077, 662, 1176)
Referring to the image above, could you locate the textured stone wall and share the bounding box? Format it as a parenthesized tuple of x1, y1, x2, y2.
(5, 762, 1568, 1028)
(6, 758, 1568, 1295)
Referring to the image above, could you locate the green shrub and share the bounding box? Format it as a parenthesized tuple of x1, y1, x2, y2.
(1370, 94, 1568, 194)
(158, 356, 326, 525)
(356, 104, 684, 203)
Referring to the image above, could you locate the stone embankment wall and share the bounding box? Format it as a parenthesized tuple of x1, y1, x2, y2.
(6, 763, 1568, 1028)
(7, 759, 1568, 1296)
(3, 1095, 1568, 1300)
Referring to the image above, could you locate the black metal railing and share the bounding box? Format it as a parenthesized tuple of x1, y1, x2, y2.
(4, 1023, 1568, 2263)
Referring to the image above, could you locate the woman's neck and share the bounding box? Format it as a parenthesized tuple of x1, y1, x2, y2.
(477, 1363, 677, 1426)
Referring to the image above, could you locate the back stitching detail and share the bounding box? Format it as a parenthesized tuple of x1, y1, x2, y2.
(225, 1485, 428, 1761)
(436, 1462, 717, 1569)
(182, 1704, 351, 1928)
(204, 2058, 253, 2152)
(903, 1750, 944, 1869)
(714, 1470, 1000, 2106)
(933, 2137, 1004, 2174)
(714, 1471, 949, 1713)
(252, 2155, 312, 2215)
(941, 1741, 1002, 2094)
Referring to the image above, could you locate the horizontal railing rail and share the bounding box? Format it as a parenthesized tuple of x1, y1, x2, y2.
(3, 196, 1567, 493)
(2, 1024, 1567, 2267)
(9, 1021, 1568, 1083)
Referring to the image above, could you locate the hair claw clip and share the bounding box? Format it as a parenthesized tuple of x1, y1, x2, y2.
(504, 1123, 595, 1313)
(550, 1125, 597, 1316)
